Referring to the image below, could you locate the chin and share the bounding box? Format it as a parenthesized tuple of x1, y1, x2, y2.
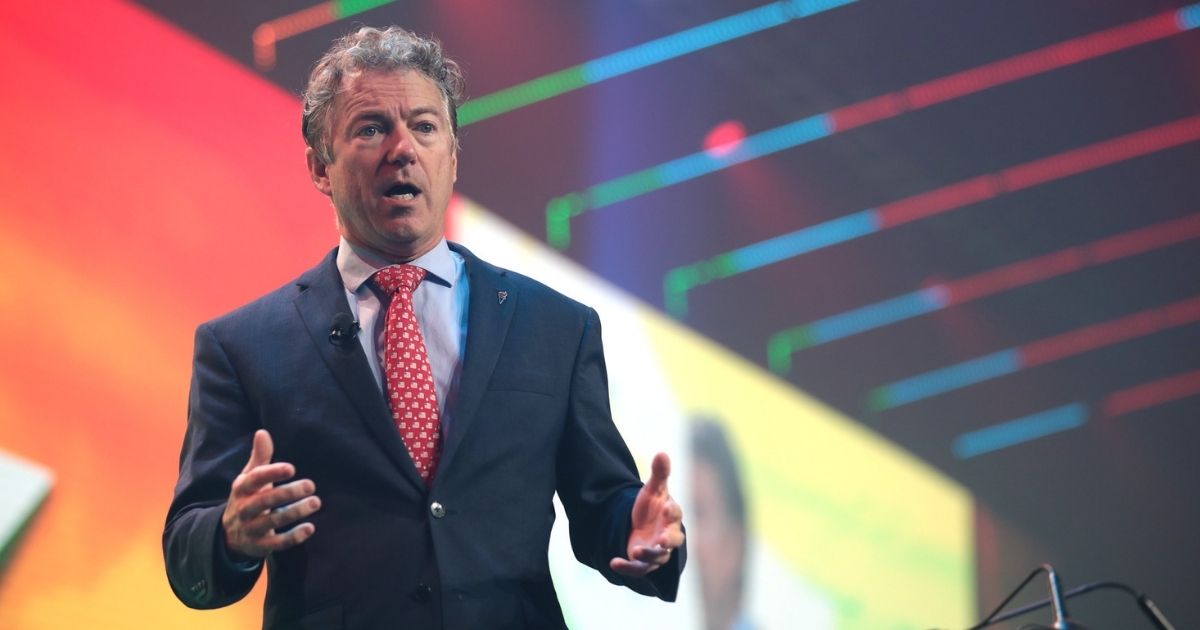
(380, 211, 426, 230)
(383, 233, 437, 257)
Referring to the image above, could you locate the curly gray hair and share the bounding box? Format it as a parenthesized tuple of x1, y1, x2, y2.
(302, 26, 465, 164)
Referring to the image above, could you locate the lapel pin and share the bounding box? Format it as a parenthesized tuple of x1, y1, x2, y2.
(497, 291, 508, 305)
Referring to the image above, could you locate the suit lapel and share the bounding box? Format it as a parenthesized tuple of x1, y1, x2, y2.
(293, 249, 426, 489)
(439, 243, 515, 475)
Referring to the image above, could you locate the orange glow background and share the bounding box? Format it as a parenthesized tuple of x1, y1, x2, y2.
(0, 0, 346, 625)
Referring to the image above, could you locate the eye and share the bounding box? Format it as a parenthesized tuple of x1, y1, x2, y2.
(357, 124, 383, 138)
(414, 121, 436, 134)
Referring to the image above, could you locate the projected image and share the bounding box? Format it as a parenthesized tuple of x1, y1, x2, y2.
(690, 418, 755, 630)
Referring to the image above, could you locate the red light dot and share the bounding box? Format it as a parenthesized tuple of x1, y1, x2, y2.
(703, 120, 747, 157)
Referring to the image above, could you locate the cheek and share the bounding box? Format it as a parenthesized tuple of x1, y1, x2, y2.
(343, 175, 375, 205)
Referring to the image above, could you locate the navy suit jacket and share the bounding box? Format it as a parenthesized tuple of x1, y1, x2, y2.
(163, 243, 684, 629)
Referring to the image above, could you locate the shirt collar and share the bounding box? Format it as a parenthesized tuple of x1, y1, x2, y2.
(336, 236, 457, 293)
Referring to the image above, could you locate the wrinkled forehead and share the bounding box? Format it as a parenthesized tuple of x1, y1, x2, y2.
(333, 67, 452, 122)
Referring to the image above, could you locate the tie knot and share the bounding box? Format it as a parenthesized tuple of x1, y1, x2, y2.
(371, 264, 427, 295)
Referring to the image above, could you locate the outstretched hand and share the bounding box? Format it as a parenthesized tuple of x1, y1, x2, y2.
(610, 452, 685, 577)
(221, 430, 321, 559)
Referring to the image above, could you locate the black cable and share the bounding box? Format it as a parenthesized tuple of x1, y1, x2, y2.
(967, 578, 1175, 629)
(965, 565, 1051, 630)
(984, 581, 1108, 626)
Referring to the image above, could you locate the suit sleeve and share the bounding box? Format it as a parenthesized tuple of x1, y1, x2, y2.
(162, 323, 263, 608)
(555, 307, 686, 601)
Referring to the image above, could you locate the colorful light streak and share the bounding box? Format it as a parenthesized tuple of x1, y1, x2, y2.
(655, 10, 1200, 312)
(253, 0, 397, 71)
(951, 404, 1087, 459)
(673, 111, 1200, 317)
(1102, 368, 1200, 418)
(546, 113, 835, 247)
(868, 296, 1200, 411)
(545, 4, 1199, 250)
(951, 368, 1200, 458)
(253, 0, 855, 111)
(766, 213, 1200, 374)
(457, 0, 856, 127)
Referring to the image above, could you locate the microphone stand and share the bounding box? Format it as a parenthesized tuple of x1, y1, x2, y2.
(961, 567, 1176, 630)
(1045, 564, 1078, 629)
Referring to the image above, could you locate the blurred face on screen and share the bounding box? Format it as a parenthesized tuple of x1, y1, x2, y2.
(306, 68, 457, 262)
(692, 459, 745, 630)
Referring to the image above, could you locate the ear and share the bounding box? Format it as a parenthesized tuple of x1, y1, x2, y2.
(450, 143, 458, 185)
(306, 146, 333, 196)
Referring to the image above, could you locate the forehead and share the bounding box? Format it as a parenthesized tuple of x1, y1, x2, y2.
(331, 68, 449, 122)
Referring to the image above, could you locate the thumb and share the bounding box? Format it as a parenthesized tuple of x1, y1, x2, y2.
(645, 452, 671, 495)
(244, 429, 274, 472)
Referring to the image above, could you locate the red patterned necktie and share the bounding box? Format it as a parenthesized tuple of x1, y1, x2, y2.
(371, 265, 441, 485)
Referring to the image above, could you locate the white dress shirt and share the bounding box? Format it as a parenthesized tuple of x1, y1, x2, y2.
(335, 237, 469, 433)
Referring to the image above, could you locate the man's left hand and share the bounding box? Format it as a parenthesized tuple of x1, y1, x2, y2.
(610, 452, 685, 577)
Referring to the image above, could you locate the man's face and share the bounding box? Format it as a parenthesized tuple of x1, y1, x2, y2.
(307, 69, 457, 261)
(692, 460, 744, 629)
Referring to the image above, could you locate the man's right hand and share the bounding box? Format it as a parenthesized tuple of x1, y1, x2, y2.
(222, 429, 321, 559)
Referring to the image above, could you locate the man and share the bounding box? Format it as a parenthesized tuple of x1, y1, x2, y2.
(163, 26, 685, 630)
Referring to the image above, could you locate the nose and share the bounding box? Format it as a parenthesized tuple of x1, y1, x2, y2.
(386, 131, 417, 166)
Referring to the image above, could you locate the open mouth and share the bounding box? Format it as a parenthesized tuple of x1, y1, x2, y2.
(385, 183, 421, 201)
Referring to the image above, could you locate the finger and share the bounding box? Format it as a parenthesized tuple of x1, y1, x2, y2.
(260, 522, 317, 553)
(231, 462, 296, 498)
(243, 429, 274, 473)
(238, 491, 318, 542)
(267, 495, 322, 530)
(630, 544, 670, 564)
(609, 556, 652, 577)
(238, 479, 316, 520)
(661, 499, 683, 523)
(645, 452, 671, 495)
(657, 526, 686, 549)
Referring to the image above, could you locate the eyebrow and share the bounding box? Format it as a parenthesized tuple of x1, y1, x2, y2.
(344, 110, 388, 130)
(406, 105, 447, 121)
(344, 105, 447, 131)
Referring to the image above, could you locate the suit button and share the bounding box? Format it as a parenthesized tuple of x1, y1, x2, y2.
(430, 501, 446, 518)
(412, 583, 433, 602)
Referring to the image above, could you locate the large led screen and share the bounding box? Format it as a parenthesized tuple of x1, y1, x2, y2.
(0, 1, 972, 628)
